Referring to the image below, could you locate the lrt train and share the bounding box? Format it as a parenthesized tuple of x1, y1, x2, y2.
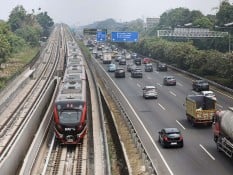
(53, 40, 87, 144)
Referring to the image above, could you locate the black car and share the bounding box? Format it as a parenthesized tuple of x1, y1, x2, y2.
(144, 63, 153, 72)
(134, 57, 141, 65)
(163, 76, 176, 86)
(119, 58, 126, 65)
(158, 128, 183, 148)
(115, 68, 125, 78)
(157, 63, 167, 71)
(131, 68, 143, 78)
(192, 79, 209, 92)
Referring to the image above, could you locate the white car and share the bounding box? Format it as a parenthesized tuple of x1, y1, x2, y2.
(142, 86, 158, 99)
(200, 91, 217, 101)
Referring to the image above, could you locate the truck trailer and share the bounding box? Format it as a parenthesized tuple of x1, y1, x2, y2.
(213, 107, 233, 158)
(102, 52, 112, 64)
(185, 95, 216, 126)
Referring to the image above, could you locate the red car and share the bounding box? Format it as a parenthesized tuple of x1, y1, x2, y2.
(143, 57, 151, 64)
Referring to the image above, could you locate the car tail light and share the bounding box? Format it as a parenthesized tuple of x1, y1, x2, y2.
(179, 136, 183, 141)
(163, 136, 169, 141)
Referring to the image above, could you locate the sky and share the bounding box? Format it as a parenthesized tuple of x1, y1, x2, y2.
(0, 0, 233, 26)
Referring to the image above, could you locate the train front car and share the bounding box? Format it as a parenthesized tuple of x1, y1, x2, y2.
(54, 98, 87, 144)
(54, 40, 87, 144)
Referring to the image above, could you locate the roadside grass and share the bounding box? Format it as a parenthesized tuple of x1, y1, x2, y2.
(0, 46, 39, 89)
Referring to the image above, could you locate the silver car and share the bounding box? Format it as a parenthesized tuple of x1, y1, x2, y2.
(142, 86, 158, 99)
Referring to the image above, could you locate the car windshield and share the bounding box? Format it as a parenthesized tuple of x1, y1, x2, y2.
(59, 109, 82, 124)
(164, 128, 180, 134)
(144, 87, 156, 91)
(166, 76, 175, 80)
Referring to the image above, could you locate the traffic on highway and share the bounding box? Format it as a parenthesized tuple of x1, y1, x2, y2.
(88, 40, 233, 175)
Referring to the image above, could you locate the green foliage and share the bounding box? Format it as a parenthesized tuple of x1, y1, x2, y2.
(193, 17, 213, 28)
(0, 34, 11, 62)
(216, 1, 233, 27)
(36, 12, 54, 37)
(8, 5, 27, 32)
(127, 37, 233, 88)
(8, 34, 26, 53)
(159, 8, 203, 28)
(15, 25, 42, 46)
(0, 5, 53, 64)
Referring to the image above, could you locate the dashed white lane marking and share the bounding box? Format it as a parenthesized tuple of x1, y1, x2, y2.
(157, 83, 162, 87)
(147, 76, 152, 80)
(200, 144, 215, 160)
(176, 120, 186, 130)
(137, 83, 141, 88)
(158, 103, 166, 110)
(169, 91, 176, 96)
(177, 82, 183, 87)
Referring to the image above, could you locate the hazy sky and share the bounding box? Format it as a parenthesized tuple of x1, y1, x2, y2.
(0, 0, 232, 26)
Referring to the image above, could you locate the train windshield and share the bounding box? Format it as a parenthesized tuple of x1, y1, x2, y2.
(59, 109, 82, 124)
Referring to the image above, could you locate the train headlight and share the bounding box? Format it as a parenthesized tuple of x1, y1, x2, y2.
(56, 124, 63, 131)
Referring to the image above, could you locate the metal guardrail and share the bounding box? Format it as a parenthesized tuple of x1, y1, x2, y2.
(80, 43, 111, 175)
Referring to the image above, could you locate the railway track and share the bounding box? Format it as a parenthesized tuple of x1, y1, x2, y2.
(0, 25, 67, 174)
(0, 24, 109, 175)
(42, 136, 87, 175)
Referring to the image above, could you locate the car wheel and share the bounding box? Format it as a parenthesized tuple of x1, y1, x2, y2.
(191, 119, 195, 127)
(162, 140, 166, 148)
(179, 142, 184, 148)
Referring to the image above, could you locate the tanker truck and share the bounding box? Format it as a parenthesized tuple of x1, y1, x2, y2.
(212, 107, 233, 158)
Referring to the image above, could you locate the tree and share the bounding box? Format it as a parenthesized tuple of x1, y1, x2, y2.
(36, 12, 54, 37)
(0, 34, 10, 63)
(15, 25, 42, 46)
(216, 1, 233, 27)
(8, 5, 27, 32)
(193, 17, 213, 28)
(159, 8, 191, 28)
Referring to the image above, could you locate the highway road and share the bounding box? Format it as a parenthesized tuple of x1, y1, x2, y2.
(97, 56, 233, 175)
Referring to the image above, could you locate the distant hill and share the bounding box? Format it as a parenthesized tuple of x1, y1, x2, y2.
(79, 18, 145, 34)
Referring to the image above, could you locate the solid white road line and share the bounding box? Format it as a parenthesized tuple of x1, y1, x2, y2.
(212, 88, 233, 100)
(158, 103, 166, 110)
(169, 91, 177, 96)
(216, 103, 223, 108)
(176, 120, 186, 130)
(199, 144, 215, 160)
